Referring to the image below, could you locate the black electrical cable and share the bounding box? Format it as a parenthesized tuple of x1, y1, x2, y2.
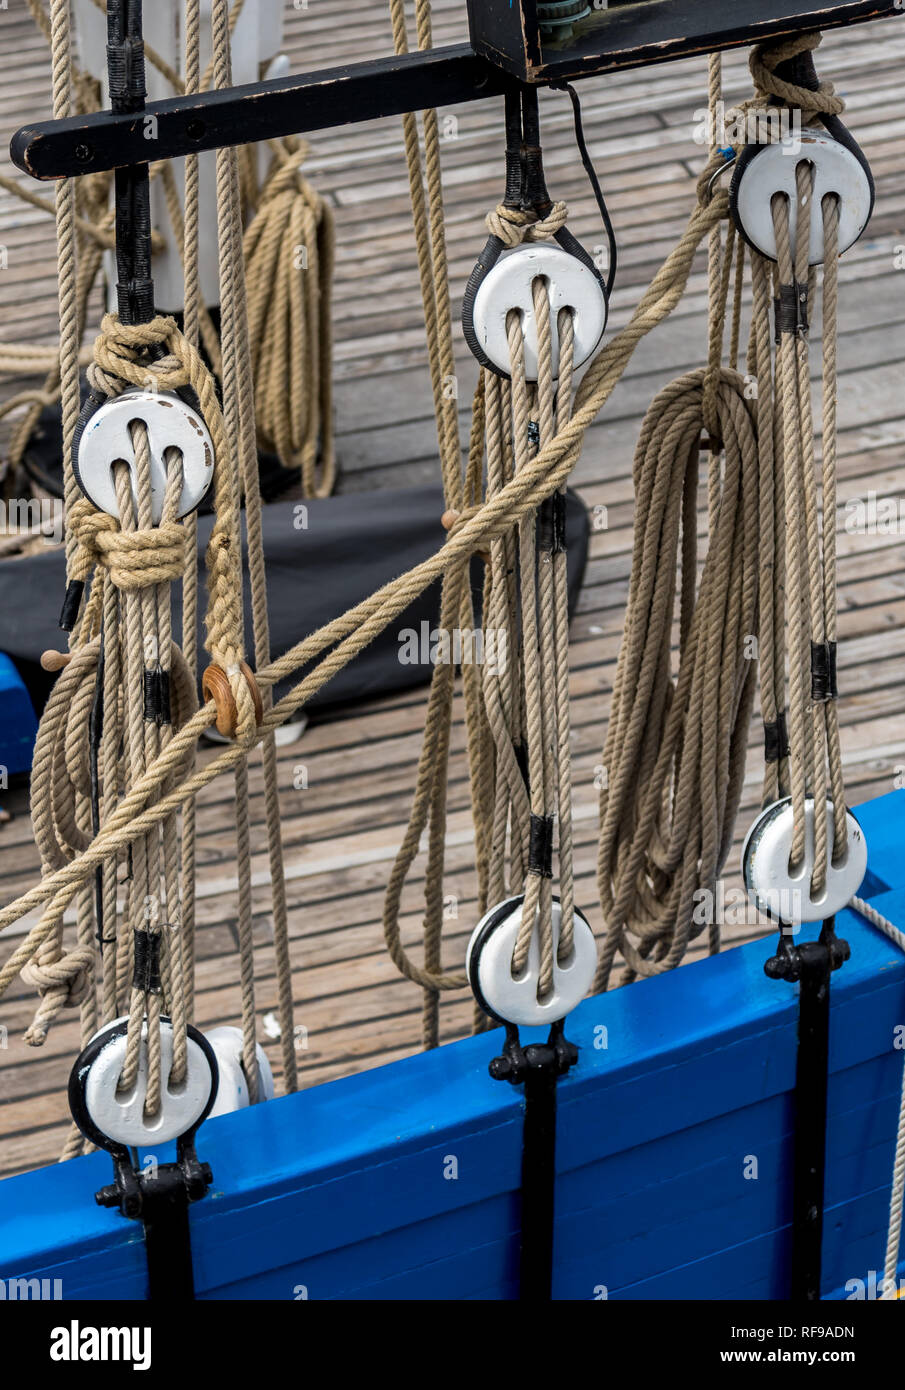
(555, 82, 618, 298)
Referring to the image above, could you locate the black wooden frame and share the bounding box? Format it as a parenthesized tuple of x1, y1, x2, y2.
(10, 1, 902, 181)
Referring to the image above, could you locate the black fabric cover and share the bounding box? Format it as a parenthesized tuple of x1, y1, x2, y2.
(0, 486, 589, 717)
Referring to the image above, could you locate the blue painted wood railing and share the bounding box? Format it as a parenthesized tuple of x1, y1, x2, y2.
(1, 790, 904, 1300)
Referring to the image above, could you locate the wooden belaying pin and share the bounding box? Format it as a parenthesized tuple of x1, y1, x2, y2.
(441, 508, 488, 562)
(41, 649, 72, 672)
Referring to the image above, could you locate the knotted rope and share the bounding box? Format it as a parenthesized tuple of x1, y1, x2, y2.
(485, 200, 569, 247)
(696, 31, 845, 204)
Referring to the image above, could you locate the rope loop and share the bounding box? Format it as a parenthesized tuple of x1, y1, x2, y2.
(749, 32, 844, 119)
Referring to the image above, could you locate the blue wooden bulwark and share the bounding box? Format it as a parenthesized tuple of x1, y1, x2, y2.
(0, 652, 37, 778)
(2, 790, 905, 1300)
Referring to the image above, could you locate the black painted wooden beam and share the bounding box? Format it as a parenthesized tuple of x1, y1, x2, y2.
(10, 45, 512, 181)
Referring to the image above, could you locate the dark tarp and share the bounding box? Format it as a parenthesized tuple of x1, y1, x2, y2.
(0, 486, 588, 717)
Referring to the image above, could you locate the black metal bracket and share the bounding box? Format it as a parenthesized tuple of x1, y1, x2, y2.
(94, 1137, 213, 1302)
(490, 1018, 578, 1301)
(765, 917, 850, 1302)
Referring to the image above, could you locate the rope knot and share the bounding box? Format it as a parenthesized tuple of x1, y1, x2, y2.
(67, 498, 187, 590)
(92, 312, 190, 396)
(485, 200, 569, 248)
(95, 522, 188, 591)
(21, 946, 95, 1046)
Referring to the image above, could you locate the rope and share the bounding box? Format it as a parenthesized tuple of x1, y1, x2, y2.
(849, 897, 905, 1299)
(2, 18, 875, 1204)
(597, 32, 852, 985)
(596, 366, 760, 986)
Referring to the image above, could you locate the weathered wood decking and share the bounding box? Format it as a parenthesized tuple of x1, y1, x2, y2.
(0, 2, 903, 1178)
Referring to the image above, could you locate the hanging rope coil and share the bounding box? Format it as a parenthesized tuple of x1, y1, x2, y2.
(596, 367, 760, 987)
(244, 136, 336, 497)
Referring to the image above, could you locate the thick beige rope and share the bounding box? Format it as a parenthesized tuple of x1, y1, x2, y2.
(597, 32, 853, 986)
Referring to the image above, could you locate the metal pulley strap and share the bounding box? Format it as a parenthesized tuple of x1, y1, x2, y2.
(764, 919, 850, 1301)
(468, 900, 595, 1297)
(489, 1018, 579, 1302)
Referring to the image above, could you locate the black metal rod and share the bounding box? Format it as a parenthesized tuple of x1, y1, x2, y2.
(766, 918, 849, 1302)
(141, 1179, 196, 1301)
(12, 0, 902, 183)
(107, 0, 154, 324)
(519, 1057, 558, 1301)
(789, 939, 832, 1302)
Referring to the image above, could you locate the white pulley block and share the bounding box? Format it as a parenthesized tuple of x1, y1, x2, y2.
(731, 131, 872, 264)
(466, 894, 597, 1026)
(205, 1026, 275, 1118)
(742, 797, 867, 924)
(76, 389, 215, 524)
(471, 244, 607, 380)
(81, 1017, 217, 1148)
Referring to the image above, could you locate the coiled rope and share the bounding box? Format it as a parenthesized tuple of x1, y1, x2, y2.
(596, 33, 851, 986)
